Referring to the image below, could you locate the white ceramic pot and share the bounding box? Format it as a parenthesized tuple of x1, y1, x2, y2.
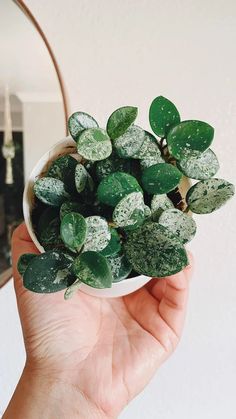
(23, 136, 152, 298)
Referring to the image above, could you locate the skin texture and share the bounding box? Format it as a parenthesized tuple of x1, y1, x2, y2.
(4, 223, 193, 419)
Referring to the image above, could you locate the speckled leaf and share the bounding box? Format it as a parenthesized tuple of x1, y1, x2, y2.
(84, 216, 111, 252)
(75, 163, 94, 193)
(113, 125, 145, 158)
(167, 120, 214, 160)
(151, 194, 174, 221)
(97, 172, 142, 207)
(142, 163, 182, 194)
(112, 192, 145, 230)
(38, 207, 59, 235)
(77, 128, 112, 161)
(96, 154, 132, 181)
(47, 155, 77, 182)
(149, 96, 180, 137)
(39, 218, 63, 250)
(73, 251, 112, 289)
(140, 154, 165, 170)
(106, 106, 138, 140)
(17, 253, 37, 276)
(68, 111, 98, 140)
(132, 131, 162, 161)
(60, 201, 88, 220)
(159, 209, 197, 244)
(186, 178, 235, 214)
(61, 212, 87, 252)
(34, 177, 70, 207)
(107, 253, 132, 282)
(176, 149, 219, 180)
(144, 205, 152, 219)
(100, 228, 121, 257)
(23, 250, 75, 293)
(124, 222, 188, 277)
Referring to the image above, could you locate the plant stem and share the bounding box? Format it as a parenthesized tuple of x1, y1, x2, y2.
(184, 206, 190, 213)
(64, 278, 81, 300)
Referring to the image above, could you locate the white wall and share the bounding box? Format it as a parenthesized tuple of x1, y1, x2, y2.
(1, 1, 236, 418)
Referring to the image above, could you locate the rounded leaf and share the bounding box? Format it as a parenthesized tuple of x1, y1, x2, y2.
(73, 251, 112, 289)
(112, 191, 145, 229)
(100, 228, 121, 257)
(107, 253, 132, 282)
(113, 125, 145, 158)
(34, 177, 70, 207)
(167, 120, 214, 160)
(47, 155, 77, 195)
(68, 111, 98, 140)
(149, 96, 180, 137)
(97, 172, 142, 207)
(61, 212, 87, 252)
(132, 131, 162, 160)
(141, 163, 182, 194)
(124, 222, 188, 277)
(23, 250, 75, 293)
(84, 216, 111, 252)
(96, 153, 132, 181)
(77, 128, 112, 161)
(176, 148, 219, 180)
(17, 253, 37, 276)
(186, 178, 235, 214)
(159, 208, 197, 244)
(107, 106, 138, 139)
(151, 194, 174, 221)
(60, 201, 88, 220)
(75, 163, 94, 193)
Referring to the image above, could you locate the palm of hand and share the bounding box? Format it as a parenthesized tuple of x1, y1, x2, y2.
(12, 224, 192, 418)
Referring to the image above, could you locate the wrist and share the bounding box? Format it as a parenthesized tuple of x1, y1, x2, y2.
(3, 363, 110, 419)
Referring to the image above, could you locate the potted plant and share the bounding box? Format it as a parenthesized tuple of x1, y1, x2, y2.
(18, 96, 235, 299)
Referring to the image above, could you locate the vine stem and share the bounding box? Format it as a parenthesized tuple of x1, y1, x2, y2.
(64, 278, 82, 300)
(184, 206, 190, 214)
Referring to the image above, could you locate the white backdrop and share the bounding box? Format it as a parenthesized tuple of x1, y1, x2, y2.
(1, 1, 236, 417)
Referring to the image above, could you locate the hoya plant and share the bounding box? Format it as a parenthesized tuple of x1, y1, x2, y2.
(18, 96, 235, 299)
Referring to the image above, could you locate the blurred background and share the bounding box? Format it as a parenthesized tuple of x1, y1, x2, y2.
(0, 1, 236, 418)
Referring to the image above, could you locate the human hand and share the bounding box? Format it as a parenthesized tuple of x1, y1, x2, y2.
(4, 223, 193, 419)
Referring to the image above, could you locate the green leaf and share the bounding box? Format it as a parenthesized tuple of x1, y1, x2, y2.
(141, 163, 182, 194)
(39, 218, 63, 250)
(167, 120, 214, 160)
(151, 194, 174, 221)
(144, 205, 152, 219)
(106, 106, 138, 139)
(73, 251, 113, 289)
(23, 250, 75, 293)
(77, 128, 112, 161)
(60, 201, 89, 220)
(84, 216, 111, 252)
(68, 111, 98, 140)
(159, 209, 197, 244)
(34, 177, 70, 207)
(100, 228, 121, 257)
(112, 191, 145, 230)
(75, 163, 94, 193)
(149, 96, 180, 137)
(37, 207, 59, 235)
(140, 154, 165, 170)
(47, 155, 77, 195)
(96, 153, 132, 181)
(176, 149, 219, 180)
(97, 172, 142, 207)
(132, 131, 162, 160)
(124, 222, 188, 277)
(107, 253, 132, 282)
(186, 178, 235, 214)
(17, 253, 37, 276)
(61, 212, 87, 252)
(113, 125, 145, 158)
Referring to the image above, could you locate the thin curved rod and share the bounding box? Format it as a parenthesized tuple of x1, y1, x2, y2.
(14, 0, 69, 132)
